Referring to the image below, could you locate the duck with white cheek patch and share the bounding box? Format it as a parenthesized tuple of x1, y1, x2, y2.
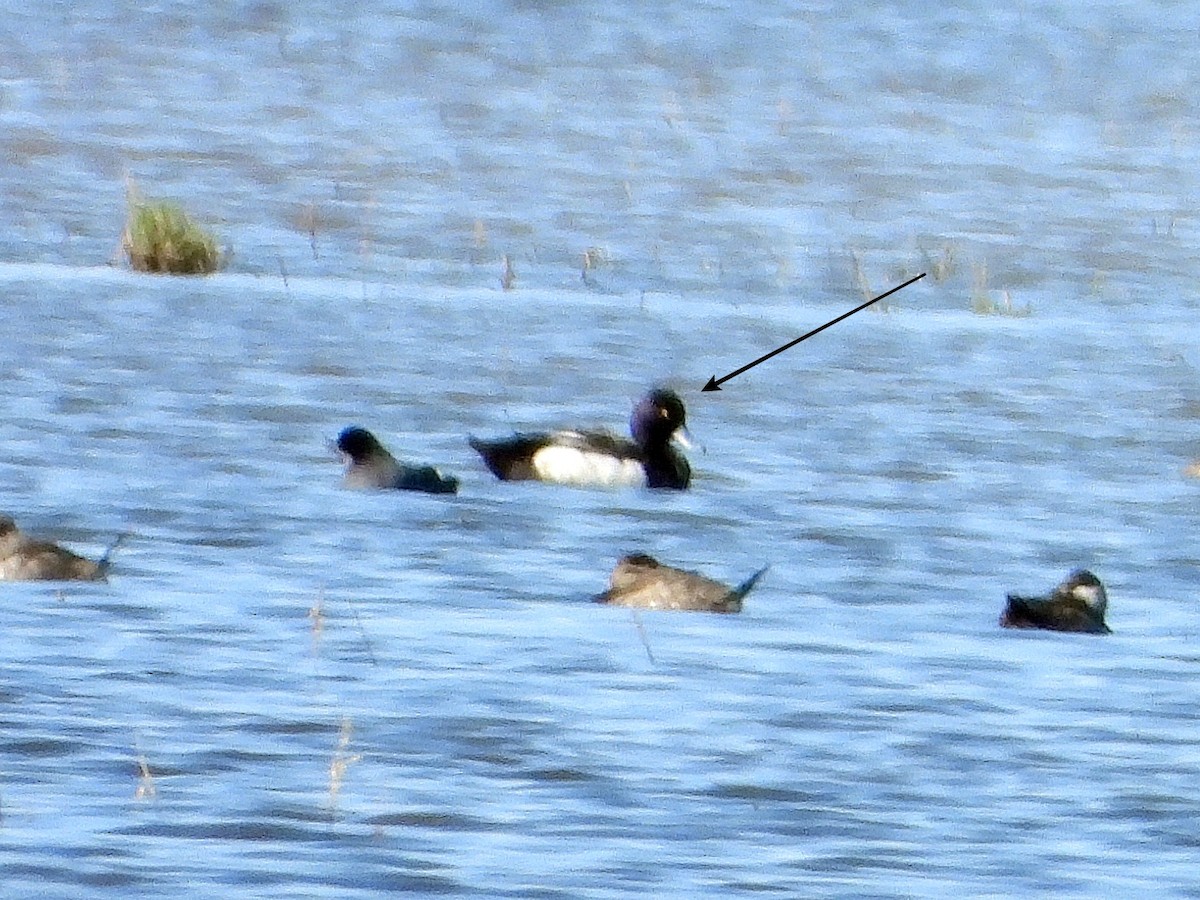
(1000, 569, 1111, 634)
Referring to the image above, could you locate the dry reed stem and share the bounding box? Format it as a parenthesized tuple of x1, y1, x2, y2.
(631, 611, 656, 665)
(308, 591, 325, 653)
(329, 717, 361, 809)
(852, 250, 891, 312)
(303, 202, 319, 259)
(135, 755, 157, 800)
(971, 263, 1031, 316)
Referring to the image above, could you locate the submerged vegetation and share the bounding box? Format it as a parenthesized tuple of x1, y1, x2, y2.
(122, 188, 222, 275)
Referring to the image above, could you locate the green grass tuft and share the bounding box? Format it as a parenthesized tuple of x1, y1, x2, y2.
(122, 196, 222, 275)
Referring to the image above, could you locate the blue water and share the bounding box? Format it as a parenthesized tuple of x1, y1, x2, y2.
(2, 1, 1200, 897)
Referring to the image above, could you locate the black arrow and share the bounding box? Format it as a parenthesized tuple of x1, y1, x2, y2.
(702, 272, 926, 392)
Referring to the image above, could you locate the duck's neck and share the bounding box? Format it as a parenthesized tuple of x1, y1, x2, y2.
(642, 443, 690, 489)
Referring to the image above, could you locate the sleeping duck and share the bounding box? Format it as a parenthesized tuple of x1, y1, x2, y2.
(1001, 569, 1111, 634)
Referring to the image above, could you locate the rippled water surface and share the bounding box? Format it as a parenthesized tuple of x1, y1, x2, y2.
(3, 2, 1200, 897)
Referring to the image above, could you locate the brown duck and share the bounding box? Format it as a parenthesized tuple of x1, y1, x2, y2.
(593, 554, 767, 613)
(0, 516, 122, 582)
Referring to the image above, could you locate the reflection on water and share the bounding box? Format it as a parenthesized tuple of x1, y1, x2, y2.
(2, 0, 1200, 897)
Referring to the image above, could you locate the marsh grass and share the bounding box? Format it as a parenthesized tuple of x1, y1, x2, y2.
(581, 246, 610, 282)
(922, 243, 957, 283)
(851, 250, 897, 313)
(122, 188, 221, 275)
(971, 263, 1031, 317)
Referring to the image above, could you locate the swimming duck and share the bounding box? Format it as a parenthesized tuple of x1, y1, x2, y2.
(1000, 569, 1111, 634)
(336, 426, 459, 494)
(593, 553, 767, 613)
(0, 516, 119, 582)
(469, 388, 692, 489)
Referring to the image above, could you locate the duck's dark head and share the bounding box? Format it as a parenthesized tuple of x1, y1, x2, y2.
(336, 426, 384, 462)
(609, 553, 662, 591)
(618, 553, 661, 571)
(0, 517, 16, 538)
(631, 388, 690, 448)
(1059, 569, 1107, 617)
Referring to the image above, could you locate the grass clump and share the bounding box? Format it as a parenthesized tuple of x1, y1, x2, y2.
(122, 194, 222, 275)
(971, 263, 1031, 317)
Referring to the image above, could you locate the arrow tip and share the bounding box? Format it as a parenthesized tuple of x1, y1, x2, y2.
(701, 376, 721, 392)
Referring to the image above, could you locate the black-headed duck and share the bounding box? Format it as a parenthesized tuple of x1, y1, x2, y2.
(469, 388, 692, 489)
(336, 426, 458, 494)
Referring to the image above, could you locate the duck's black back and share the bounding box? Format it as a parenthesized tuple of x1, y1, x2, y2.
(1001, 594, 1110, 634)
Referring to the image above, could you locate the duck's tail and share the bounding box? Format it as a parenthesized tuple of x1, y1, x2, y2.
(731, 566, 769, 601)
(96, 531, 130, 578)
(398, 466, 460, 494)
